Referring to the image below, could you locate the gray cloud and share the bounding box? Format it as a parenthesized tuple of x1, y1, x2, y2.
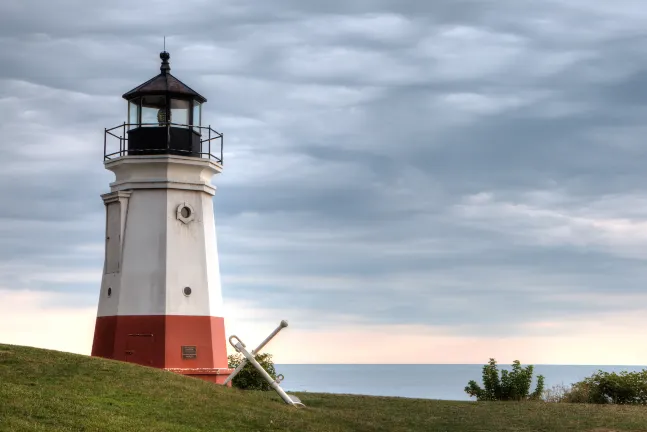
(2, 0, 647, 338)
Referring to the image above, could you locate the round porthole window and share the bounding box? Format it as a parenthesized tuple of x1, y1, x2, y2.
(107, 287, 112, 297)
(183, 287, 192, 296)
(176, 203, 196, 224)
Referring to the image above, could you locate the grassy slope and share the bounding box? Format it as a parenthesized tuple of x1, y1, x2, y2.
(1, 344, 647, 432)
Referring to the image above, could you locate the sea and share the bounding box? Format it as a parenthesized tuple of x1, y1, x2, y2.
(275, 364, 647, 401)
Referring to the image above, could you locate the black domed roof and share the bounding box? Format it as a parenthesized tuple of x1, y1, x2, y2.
(122, 51, 206, 103)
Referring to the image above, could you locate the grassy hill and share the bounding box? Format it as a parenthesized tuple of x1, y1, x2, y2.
(1, 344, 647, 431)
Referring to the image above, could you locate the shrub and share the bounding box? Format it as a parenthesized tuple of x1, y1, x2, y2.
(542, 383, 569, 403)
(227, 353, 279, 391)
(465, 358, 545, 401)
(543, 382, 593, 403)
(543, 382, 591, 404)
(560, 369, 647, 405)
(543, 369, 647, 405)
(561, 381, 595, 403)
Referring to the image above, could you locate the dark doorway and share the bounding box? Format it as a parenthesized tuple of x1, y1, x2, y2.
(125, 333, 155, 366)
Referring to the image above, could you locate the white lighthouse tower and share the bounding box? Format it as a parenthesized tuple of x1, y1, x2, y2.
(92, 51, 231, 384)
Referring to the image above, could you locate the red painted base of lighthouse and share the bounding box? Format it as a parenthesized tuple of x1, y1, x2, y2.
(91, 315, 232, 383)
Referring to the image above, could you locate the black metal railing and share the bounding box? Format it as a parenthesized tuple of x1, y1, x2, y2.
(104, 122, 223, 164)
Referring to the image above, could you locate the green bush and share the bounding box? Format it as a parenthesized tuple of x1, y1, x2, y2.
(561, 381, 595, 403)
(465, 358, 545, 401)
(559, 369, 647, 405)
(543, 382, 592, 404)
(227, 353, 279, 391)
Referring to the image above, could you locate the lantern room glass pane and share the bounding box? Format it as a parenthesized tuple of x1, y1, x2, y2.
(128, 99, 140, 129)
(171, 99, 190, 128)
(141, 96, 167, 127)
(192, 101, 201, 132)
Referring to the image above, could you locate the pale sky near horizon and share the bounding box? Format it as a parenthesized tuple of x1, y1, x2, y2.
(2, 0, 647, 365)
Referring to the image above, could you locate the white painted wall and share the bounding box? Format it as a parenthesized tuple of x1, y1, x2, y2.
(105, 202, 121, 274)
(96, 155, 224, 318)
(116, 189, 168, 315)
(203, 193, 224, 317)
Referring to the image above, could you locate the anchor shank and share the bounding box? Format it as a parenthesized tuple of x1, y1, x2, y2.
(234, 341, 296, 406)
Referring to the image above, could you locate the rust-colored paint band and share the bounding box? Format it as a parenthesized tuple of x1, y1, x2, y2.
(91, 315, 229, 370)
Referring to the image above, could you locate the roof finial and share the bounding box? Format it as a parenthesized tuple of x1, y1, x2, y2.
(160, 49, 170, 75)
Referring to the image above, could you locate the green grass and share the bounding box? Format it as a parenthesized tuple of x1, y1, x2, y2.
(1, 344, 647, 431)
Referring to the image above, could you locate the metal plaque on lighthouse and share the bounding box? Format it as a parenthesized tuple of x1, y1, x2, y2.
(181, 346, 197, 360)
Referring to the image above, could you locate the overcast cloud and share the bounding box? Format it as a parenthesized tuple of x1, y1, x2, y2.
(2, 0, 647, 364)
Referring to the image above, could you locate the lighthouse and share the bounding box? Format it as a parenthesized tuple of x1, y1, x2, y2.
(91, 51, 232, 384)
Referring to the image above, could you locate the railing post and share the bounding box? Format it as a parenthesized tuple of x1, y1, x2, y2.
(103, 128, 107, 161)
(166, 122, 170, 151)
(221, 132, 224, 164)
(208, 126, 211, 160)
(120, 122, 125, 157)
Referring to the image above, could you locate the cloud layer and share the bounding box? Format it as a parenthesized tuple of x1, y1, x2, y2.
(2, 0, 647, 363)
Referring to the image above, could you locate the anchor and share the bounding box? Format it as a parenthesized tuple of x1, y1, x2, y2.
(224, 320, 305, 408)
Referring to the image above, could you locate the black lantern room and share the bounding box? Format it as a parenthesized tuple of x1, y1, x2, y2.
(104, 51, 223, 163)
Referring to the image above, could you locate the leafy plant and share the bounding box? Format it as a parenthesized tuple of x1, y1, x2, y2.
(542, 383, 569, 403)
(227, 353, 279, 391)
(543, 381, 593, 404)
(465, 358, 545, 401)
(559, 370, 647, 405)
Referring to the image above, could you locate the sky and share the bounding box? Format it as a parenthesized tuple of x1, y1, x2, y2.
(1, 0, 647, 365)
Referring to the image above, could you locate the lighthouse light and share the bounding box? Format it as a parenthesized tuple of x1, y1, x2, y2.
(157, 108, 169, 125)
(140, 95, 166, 127)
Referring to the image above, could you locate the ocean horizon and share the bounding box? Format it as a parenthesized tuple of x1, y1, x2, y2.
(275, 364, 647, 401)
